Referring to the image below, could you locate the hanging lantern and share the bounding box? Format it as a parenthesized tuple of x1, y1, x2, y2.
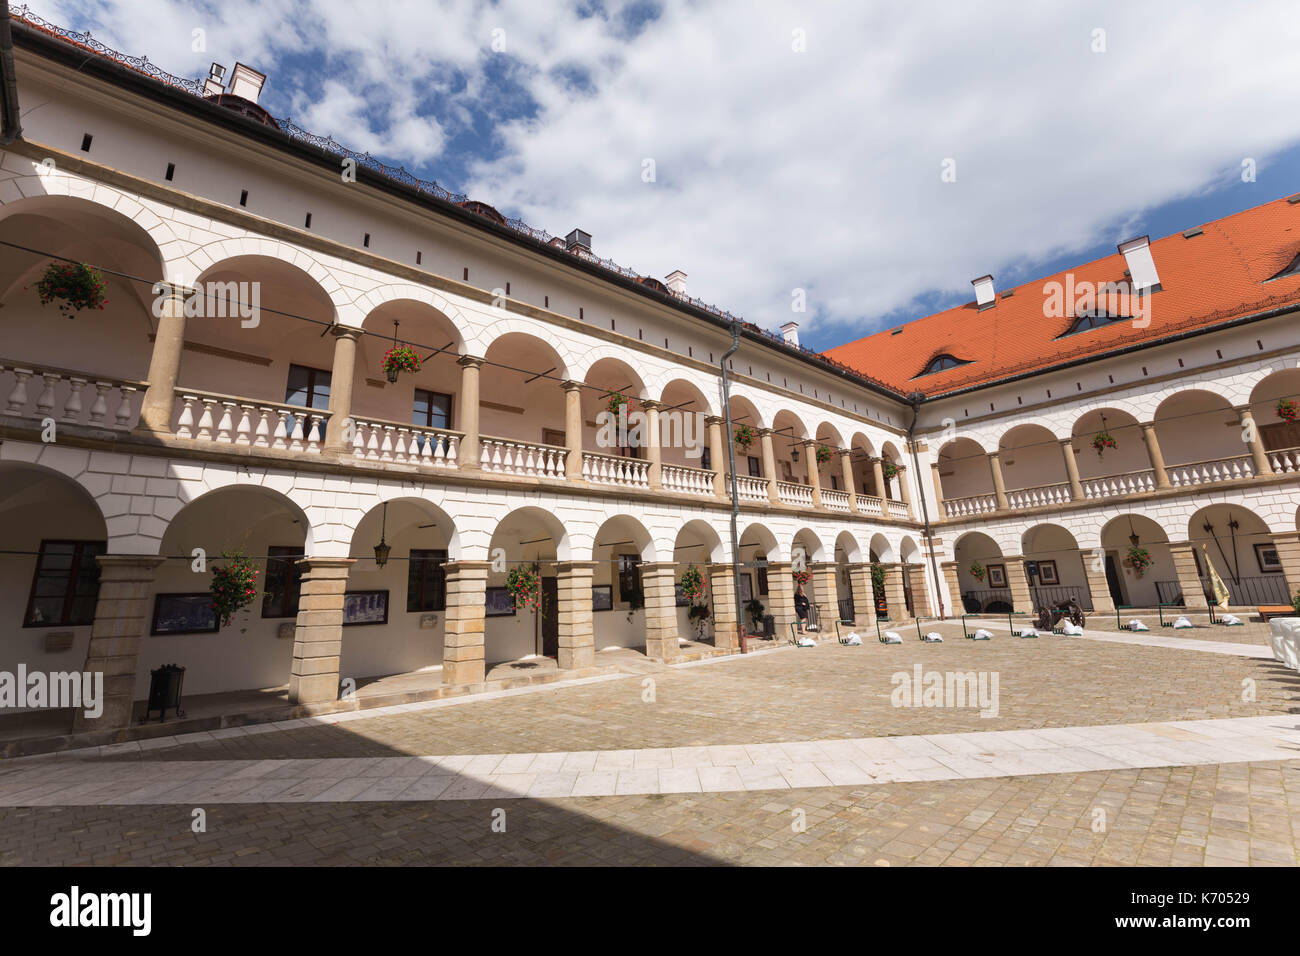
(374, 502, 391, 567)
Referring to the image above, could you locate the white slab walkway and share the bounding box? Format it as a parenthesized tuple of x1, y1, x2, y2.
(0, 714, 1296, 806)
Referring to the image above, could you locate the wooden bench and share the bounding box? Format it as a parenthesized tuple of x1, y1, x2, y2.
(1258, 605, 1298, 621)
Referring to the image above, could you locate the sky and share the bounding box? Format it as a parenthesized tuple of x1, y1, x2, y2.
(24, 0, 1300, 351)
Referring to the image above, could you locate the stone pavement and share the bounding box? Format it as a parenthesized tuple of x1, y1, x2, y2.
(2, 627, 1297, 866)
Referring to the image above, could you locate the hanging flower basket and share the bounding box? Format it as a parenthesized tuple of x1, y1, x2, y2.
(34, 261, 108, 316)
(606, 390, 633, 415)
(881, 461, 899, 481)
(381, 345, 421, 383)
(969, 560, 986, 582)
(506, 564, 541, 613)
(792, 568, 811, 588)
(1277, 398, 1299, 424)
(209, 551, 259, 628)
(679, 565, 706, 604)
(1125, 545, 1153, 578)
(733, 423, 756, 452)
(815, 445, 833, 465)
(1091, 432, 1117, 456)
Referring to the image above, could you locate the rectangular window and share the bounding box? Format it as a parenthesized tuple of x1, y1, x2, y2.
(701, 447, 711, 470)
(747, 455, 761, 477)
(756, 554, 769, 596)
(830, 475, 840, 491)
(412, 389, 453, 430)
(617, 554, 642, 603)
(262, 546, 305, 618)
(24, 540, 106, 627)
(285, 364, 331, 440)
(407, 549, 448, 612)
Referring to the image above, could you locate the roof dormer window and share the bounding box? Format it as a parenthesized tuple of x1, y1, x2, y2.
(1059, 310, 1129, 337)
(915, 353, 970, 377)
(1266, 249, 1300, 281)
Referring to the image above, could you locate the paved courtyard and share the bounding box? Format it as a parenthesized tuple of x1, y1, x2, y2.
(2, 621, 1298, 866)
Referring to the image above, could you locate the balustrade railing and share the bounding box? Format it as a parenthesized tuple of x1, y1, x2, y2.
(661, 462, 715, 496)
(349, 417, 460, 468)
(174, 391, 329, 453)
(1080, 469, 1156, 499)
(729, 474, 769, 501)
(855, 494, 884, 516)
(482, 437, 568, 478)
(582, 450, 648, 487)
(1267, 445, 1300, 473)
(944, 494, 997, 518)
(821, 489, 851, 512)
(1167, 455, 1253, 487)
(776, 480, 813, 507)
(1006, 482, 1072, 510)
(2, 361, 142, 430)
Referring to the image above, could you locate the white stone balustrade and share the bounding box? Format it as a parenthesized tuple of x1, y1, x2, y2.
(1, 361, 141, 430)
(482, 437, 567, 478)
(776, 480, 813, 507)
(1006, 482, 1072, 510)
(855, 494, 884, 516)
(729, 474, 769, 501)
(1167, 455, 1254, 487)
(350, 418, 460, 468)
(174, 391, 328, 453)
(1267, 446, 1300, 473)
(582, 450, 649, 488)
(821, 489, 851, 512)
(944, 494, 997, 518)
(1081, 470, 1156, 500)
(661, 463, 714, 496)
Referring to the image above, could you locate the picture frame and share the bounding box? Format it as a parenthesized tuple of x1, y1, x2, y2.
(674, 582, 689, 607)
(986, 563, 1007, 588)
(591, 584, 613, 611)
(343, 589, 388, 626)
(150, 593, 219, 636)
(484, 586, 516, 617)
(1255, 542, 1284, 574)
(1037, 559, 1059, 585)
(738, 572, 754, 604)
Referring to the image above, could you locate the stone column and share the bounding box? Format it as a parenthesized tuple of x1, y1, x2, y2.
(443, 560, 489, 684)
(1060, 438, 1084, 500)
(872, 458, 890, 517)
(881, 563, 906, 620)
(941, 561, 962, 617)
(72, 555, 165, 732)
(840, 450, 859, 512)
(896, 464, 913, 516)
(640, 562, 680, 661)
(562, 380, 585, 480)
(1141, 422, 1170, 489)
(288, 557, 354, 706)
(907, 563, 932, 618)
(1002, 556, 1032, 614)
(706, 416, 727, 498)
(803, 439, 823, 508)
(1168, 542, 1207, 608)
(760, 428, 779, 503)
(931, 462, 946, 516)
(457, 356, 484, 471)
(136, 284, 194, 434)
(766, 560, 796, 636)
(813, 563, 839, 622)
(846, 563, 874, 624)
(1269, 533, 1300, 605)
(555, 561, 597, 670)
(643, 399, 663, 489)
(323, 326, 361, 452)
(988, 452, 1009, 510)
(707, 563, 740, 650)
(1240, 407, 1273, 476)
(1081, 551, 1116, 614)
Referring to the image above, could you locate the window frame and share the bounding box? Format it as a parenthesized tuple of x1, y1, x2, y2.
(407, 548, 448, 613)
(23, 539, 106, 628)
(412, 388, 454, 431)
(261, 545, 305, 619)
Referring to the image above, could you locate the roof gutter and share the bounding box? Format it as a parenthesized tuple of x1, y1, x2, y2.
(0, 2, 22, 144)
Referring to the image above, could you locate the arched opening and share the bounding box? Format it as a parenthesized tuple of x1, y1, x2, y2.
(355, 300, 464, 441)
(833, 530, 861, 621)
(792, 527, 827, 628)
(485, 506, 569, 668)
(737, 522, 780, 634)
(727, 394, 766, 483)
(1187, 505, 1287, 606)
(813, 423, 845, 493)
(1071, 408, 1145, 485)
(899, 535, 923, 616)
(151, 484, 311, 698)
(583, 356, 649, 465)
(771, 409, 809, 486)
(935, 437, 993, 515)
(867, 533, 894, 619)
(880, 441, 906, 505)
(1000, 423, 1069, 507)
(848, 432, 879, 500)
(659, 379, 713, 470)
(1248, 366, 1300, 466)
(1099, 514, 1173, 608)
(1153, 390, 1246, 476)
(673, 519, 724, 645)
(480, 332, 569, 451)
(590, 514, 657, 653)
(953, 531, 1008, 613)
(1021, 524, 1093, 611)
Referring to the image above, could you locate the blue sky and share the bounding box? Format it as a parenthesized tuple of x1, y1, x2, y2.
(30, 0, 1300, 352)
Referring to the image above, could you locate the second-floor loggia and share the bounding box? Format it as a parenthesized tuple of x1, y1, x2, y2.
(933, 370, 1300, 520)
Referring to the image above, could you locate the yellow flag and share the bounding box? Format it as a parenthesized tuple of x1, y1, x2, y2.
(1201, 544, 1231, 610)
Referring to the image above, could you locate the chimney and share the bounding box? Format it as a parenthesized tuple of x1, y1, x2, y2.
(779, 321, 800, 347)
(227, 63, 267, 104)
(565, 229, 592, 254)
(665, 270, 687, 295)
(203, 62, 227, 97)
(1118, 235, 1161, 292)
(972, 274, 996, 310)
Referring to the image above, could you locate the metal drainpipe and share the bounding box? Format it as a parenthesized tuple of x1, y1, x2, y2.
(720, 320, 747, 651)
(907, 391, 946, 619)
(0, 0, 22, 145)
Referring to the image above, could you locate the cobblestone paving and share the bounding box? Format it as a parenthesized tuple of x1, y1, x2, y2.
(98, 628, 1297, 762)
(3, 760, 1295, 866)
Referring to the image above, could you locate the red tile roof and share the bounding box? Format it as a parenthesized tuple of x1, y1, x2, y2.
(825, 194, 1300, 397)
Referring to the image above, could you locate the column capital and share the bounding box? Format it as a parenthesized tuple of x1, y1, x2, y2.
(704, 415, 726, 426)
(94, 554, 167, 571)
(838, 447, 854, 458)
(329, 324, 363, 341)
(1139, 420, 1158, 432)
(560, 379, 584, 393)
(555, 560, 601, 573)
(445, 559, 493, 572)
(457, 354, 485, 370)
(757, 427, 774, 437)
(640, 399, 664, 412)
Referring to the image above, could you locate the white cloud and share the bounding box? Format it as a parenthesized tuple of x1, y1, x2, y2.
(31, 0, 1300, 344)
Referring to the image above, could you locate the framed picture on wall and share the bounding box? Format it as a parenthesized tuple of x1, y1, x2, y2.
(592, 584, 613, 611)
(986, 563, 1007, 588)
(151, 593, 219, 636)
(343, 590, 388, 626)
(1254, 543, 1284, 573)
(1037, 560, 1059, 585)
(738, 572, 754, 604)
(674, 583, 689, 607)
(485, 586, 516, 617)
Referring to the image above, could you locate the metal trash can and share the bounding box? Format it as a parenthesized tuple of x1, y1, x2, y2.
(143, 663, 186, 723)
(762, 614, 775, 637)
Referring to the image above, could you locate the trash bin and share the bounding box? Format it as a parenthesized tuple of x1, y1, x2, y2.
(143, 663, 186, 723)
(762, 614, 775, 638)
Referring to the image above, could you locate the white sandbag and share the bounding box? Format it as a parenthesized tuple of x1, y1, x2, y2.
(971, 628, 993, 641)
(1221, 614, 1242, 626)
(922, 631, 943, 643)
(843, 632, 863, 645)
(1061, 622, 1084, 635)
(1172, 616, 1193, 629)
(1017, 627, 1038, 638)
(1128, 619, 1149, 631)
(796, 636, 817, 647)
(881, 630, 903, 644)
